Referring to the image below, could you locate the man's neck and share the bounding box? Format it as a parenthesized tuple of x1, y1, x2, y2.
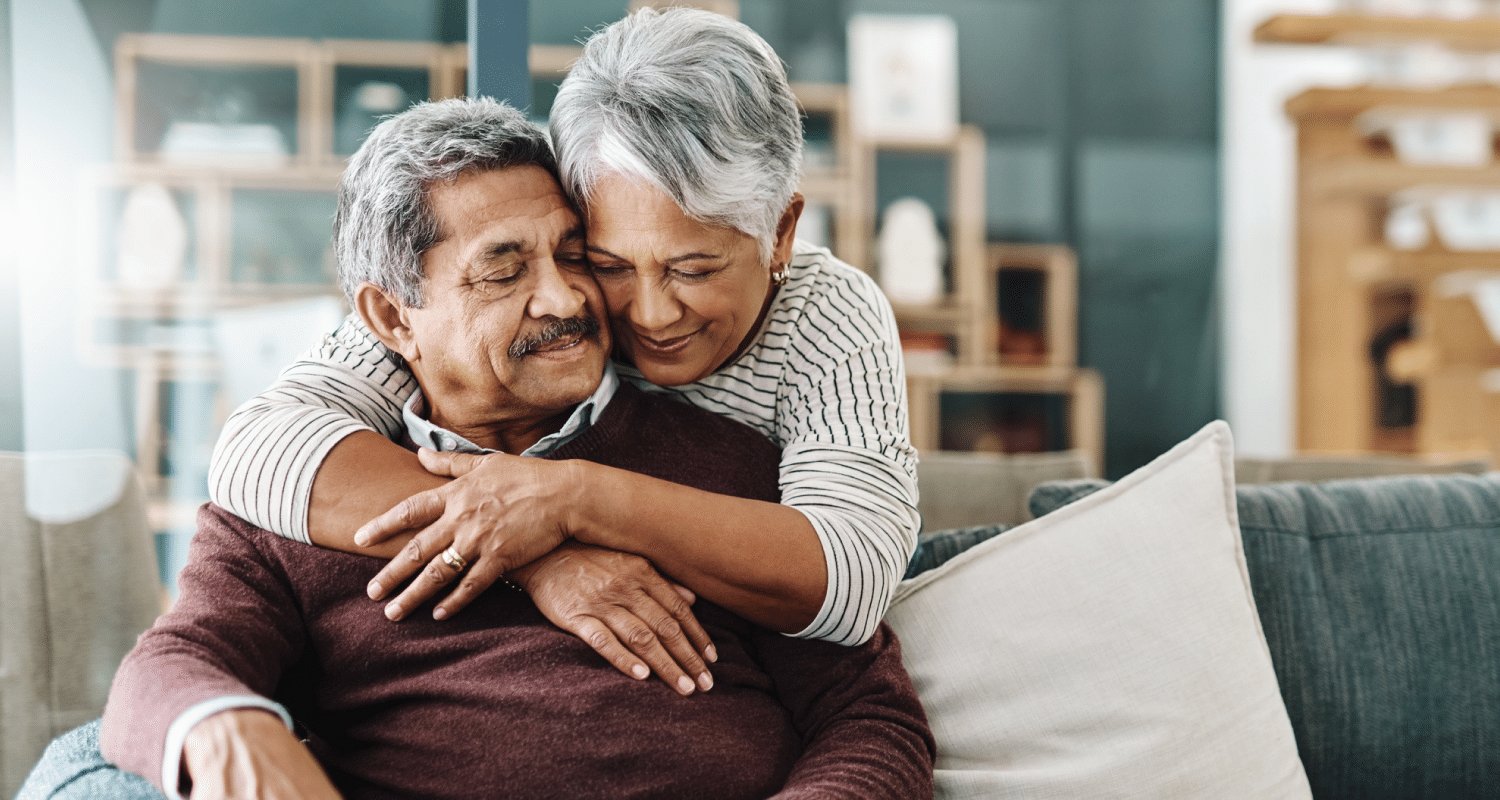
(429, 407, 575, 455)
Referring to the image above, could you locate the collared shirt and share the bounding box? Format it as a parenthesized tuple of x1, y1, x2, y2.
(401, 362, 620, 457)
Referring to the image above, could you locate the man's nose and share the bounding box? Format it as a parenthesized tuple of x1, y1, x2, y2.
(528, 259, 588, 320)
(631, 276, 682, 332)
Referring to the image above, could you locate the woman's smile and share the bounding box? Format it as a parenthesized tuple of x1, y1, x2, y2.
(631, 329, 696, 356)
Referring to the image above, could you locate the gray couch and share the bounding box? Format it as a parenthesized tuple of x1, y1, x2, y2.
(904, 468, 1500, 799)
(1, 453, 160, 799)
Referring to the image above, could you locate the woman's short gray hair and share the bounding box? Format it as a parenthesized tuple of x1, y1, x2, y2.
(551, 7, 803, 264)
(335, 96, 556, 307)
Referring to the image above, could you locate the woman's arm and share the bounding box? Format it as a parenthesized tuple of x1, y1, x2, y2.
(212, 316, 717, 694)
(363, 449, 826, 634)
(311, 433, 720, 697)
(771, 256, 921, 646)
(209, 314, 415, 543)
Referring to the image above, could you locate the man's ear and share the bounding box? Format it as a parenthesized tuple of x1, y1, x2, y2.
(771, 192, 805, 268)
(353, 281, 420, 362)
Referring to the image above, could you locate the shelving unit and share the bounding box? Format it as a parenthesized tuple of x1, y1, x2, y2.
(1256, 12, 1500, 51)
(856, 125, 1099, 470)
(1262, 12, 1500, 462)
(102, 34, 481, 498)
(103, 29, 1105, 494)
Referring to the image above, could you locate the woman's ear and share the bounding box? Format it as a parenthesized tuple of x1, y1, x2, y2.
(353, 281, 420, 362)
(771, 193, 805, 267)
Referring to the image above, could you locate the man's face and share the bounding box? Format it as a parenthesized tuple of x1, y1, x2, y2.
(402, 165, 610, 443)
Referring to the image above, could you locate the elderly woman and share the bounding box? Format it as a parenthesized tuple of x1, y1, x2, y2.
(209, 8, 917, 694)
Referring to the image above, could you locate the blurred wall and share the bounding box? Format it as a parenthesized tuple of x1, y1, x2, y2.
(12, 0, 130, 454)
(1, 0, 20, 452)
(1220, 0, 1362, 456)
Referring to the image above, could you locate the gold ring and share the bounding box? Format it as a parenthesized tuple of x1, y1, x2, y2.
(440, 546, 468, 573)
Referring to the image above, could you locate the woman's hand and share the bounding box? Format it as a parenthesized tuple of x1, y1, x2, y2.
(511, 541, 718, 696)
(359, 449, 580, 622)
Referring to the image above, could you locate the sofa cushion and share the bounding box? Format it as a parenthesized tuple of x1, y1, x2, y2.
(887, 421, 1311, 799)
(1030, 470, 1500, 800)
(14, 720, 161, 800)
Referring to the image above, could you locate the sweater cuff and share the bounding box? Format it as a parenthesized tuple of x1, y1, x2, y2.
(164, 696, 294, 800)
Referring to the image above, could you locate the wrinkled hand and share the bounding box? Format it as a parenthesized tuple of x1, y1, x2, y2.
(360, 449, 578, 621)
(512, 541, 718, 696)
(182, 709, 340, 800)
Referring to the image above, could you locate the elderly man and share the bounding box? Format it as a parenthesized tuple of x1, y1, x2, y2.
(94, 97, 933, 800)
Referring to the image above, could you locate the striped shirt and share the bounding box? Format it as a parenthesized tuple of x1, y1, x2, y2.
(207, 242, 919, 645)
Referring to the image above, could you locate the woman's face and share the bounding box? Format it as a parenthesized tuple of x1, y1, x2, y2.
(583, 174, 798, 386)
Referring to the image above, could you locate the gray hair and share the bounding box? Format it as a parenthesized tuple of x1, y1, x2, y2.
(334, 96, 557, 307)
(550, 7, 803, 264)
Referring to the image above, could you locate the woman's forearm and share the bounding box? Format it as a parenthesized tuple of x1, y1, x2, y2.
(307, 431, 448, 557)
(566, 460, 827, 633)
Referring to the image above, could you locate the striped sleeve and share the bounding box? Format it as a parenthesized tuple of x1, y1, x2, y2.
(207, 314, 417, 543)
(776, 262, 920, 646)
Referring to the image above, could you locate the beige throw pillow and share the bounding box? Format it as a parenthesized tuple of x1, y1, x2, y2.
(887, 421, 1311, 799)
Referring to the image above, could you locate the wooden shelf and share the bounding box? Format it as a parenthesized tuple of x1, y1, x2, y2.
(1348, 246, 1500, 286)
(1287, 85, 1500, 120)
(1256, 12, 1500, 51)
(1304, 159, 1500, 196)
(1271, 15, 1500, 464)
(907, 367, 1104, 476)
(891, 301, 969, 325)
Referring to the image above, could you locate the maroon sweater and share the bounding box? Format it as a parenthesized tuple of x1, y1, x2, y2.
(101, 383, 934, 799)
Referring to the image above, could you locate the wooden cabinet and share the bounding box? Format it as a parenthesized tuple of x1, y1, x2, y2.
(1262, 13, 1500, 463)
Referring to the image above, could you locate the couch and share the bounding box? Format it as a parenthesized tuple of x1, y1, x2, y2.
(15, 426, 1500, 799)
(893, 423, 1499, 798)
(1, 452, 161, 799)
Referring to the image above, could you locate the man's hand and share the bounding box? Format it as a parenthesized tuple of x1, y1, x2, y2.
(181, 709, 340, 800)
(511, 541, 717, 696)
(358, 450, 578, 621)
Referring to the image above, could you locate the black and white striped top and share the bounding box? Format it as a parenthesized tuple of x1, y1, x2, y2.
(207, 242, 919, 645)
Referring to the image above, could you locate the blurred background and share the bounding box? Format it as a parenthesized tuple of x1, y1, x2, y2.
(6, 0, 1500, 591)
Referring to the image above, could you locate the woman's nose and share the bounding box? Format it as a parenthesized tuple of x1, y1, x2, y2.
(630, 276, 682, 331)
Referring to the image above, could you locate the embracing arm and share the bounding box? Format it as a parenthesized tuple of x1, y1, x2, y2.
(208, 314, 415, 543)
(357, 261, 917, 646)
(769, 260, 921, 645)
(563, 459, 824, 631)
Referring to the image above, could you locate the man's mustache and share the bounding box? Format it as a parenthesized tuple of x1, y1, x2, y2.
(508, 316, 601, 358)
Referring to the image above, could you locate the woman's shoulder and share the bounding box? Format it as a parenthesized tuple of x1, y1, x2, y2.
(776, 241, 899, 350)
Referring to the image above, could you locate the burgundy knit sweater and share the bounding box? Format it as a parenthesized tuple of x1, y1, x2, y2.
(101, 383, 934, 799)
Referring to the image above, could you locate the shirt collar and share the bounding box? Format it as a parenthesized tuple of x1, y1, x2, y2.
(402, 362, 620, 458)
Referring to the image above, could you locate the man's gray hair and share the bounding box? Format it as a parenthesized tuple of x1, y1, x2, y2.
(551, 7, 803, 264)
(335, 96, 556, 307)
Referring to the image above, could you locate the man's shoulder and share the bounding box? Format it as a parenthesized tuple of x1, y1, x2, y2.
(194, 503, 344, 569)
